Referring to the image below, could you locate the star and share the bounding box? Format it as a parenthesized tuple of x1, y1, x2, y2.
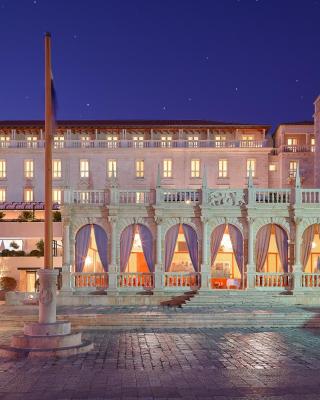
(33, 0, 37, 4)
(205, 56, 209, 61)
(25, 95, 30, 100)
(235, 87, 238, 92)
(188, 97, 192, 102)
(73, 34, 78, 39)
(295, 79, 299, 83)
(162, 106, 167, 111)
(86, 103, 90, 107)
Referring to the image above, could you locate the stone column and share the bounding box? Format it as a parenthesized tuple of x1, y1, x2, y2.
(61, 219, 72, 292)
(293, 218, 303, 291)
(108, 217, 118, 293)
(246, 217, 256, 289)
(200, 217, 210, 291)
(154, 218, 164, 291)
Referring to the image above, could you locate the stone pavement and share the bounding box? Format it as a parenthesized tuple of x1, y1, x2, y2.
(1, 327, 320, 399)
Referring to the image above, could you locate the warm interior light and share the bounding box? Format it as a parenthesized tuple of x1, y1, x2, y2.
(220, 234, 233, 251)
(312, 241, 317, 249)
(185, 199, 191, 205)
(85, 256, 92, 266)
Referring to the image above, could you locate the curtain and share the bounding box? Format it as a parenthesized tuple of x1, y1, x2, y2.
(93, 224, 108, 272)
(75, 224, 91, 272)
(211, 224, 226, 265)
(301, 225, 315, 271)
(274, 225, 289, 273)
(138, 224, 154, 272)
(228, 224, 244, 276)
(165, 224, 179, 271)
(182, 224, 199, 272)
(255, 225, 272, 272)
(120, 225, 135, 272)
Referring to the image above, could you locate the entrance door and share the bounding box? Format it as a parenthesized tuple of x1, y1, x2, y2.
(26, 271, 36, 292)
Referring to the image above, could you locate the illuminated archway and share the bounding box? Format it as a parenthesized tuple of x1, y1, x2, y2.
(164, 224, 198, 272)
(210, 224, 243, 289)
(255, 224, 288, 273)
(120, 224, 154, 273)
(75, 224, 108, 273)
(302, 224, 320, 272)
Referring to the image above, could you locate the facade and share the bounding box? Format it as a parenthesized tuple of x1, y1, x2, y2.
(1, 97, 320, 294)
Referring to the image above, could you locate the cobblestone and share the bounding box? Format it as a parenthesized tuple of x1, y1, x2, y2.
(0, 327, 320, 398)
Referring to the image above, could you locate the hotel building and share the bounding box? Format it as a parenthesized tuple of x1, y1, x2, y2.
(1, 97, 320, 296)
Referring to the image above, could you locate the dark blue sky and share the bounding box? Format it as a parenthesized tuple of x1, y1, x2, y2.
(0, 0, 319, 127)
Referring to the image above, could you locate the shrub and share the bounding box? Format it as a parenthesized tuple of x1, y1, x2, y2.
(29, 249, 41, 257)
(10, 241, 19, 250)
(1, 249, 11, 257)
(0, 276, 17, 291)
(53, 211, 61, 222)
(17, 211, 34, 222)
(36, 239, 44, 256)
(0, 211, 5, 220)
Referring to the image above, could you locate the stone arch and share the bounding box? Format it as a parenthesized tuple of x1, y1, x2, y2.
(301, 223, 320, 272)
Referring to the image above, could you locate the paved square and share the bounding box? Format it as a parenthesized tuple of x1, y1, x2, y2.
(1, 326, 320, 399)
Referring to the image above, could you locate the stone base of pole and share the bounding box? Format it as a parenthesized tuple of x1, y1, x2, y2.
(0, 269, 93, 359)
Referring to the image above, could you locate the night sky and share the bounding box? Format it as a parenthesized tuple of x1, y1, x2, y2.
(0, 0, 320, 129)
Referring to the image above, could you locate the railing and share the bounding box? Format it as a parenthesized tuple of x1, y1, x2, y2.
(118, 190, 153, 205)
(158, 189, 200, 204)
(208, 275, 242, 289)
(301, 189, 320, 204)
(301, 273, 320, 288)
(118, 272, 154, 288)
(72, 190, 106, 204)
(0, 139, 270, 149)
(280, 144, 313, 153)
(164, 272, 200, 289)
(255, 273, 292, 289)
(252, 189, 291, 204)
(72, 272, 108, 289)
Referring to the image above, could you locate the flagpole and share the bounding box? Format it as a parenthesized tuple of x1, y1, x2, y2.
(44, 32, 53, 270)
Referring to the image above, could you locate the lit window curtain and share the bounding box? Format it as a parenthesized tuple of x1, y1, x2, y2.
(228, 224, 244, 276)
(301, 225, 315, 271)
(75, 224, 91, 272)
(255, 225, 272, 272)
(120, 225, 135, 272)
(274, 225, 289, 273)
(138, 224, 154, 272)
(164, 224, 179, 271)
(211, 224, 226, 266)
(93, 224, 108, 272)
(182, 224, 199, 272)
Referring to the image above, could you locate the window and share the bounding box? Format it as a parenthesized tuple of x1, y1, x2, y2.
(26, 136, 37, 148)
(287, 138, 297, 146)
(53, 189, 61, 204)
(136, 192, 146, 204)
(161, 136, 172, 148)
(246, 159, 256, 177)
(53, 159, 62, 179)
(133, 136, 144, 148)
(80, 159, 89, 178)
(191, 159, 200, 178)
(242, 135, 254, 141)
(289, 161, 297, 178)
(0, 160, 6, 179)
(0, 188, 6, 202)
(241, 135, 255, 148)
(0, 136, 10, 148)
(163, 159, 172, 178)
(135, 160, 144, 178)
(107, 160, 117, 178)
(79, 191, 89, 204)
(24, 188, 33, 202)
(107, 136, 118, 149)
(81, 136, 91, 148)
(53, 135, 65, 149)
(215, 135, 226, 147)
(218, 160, 228, 178)
(311, 137, 315, 152)
(269, 163, 276, 172)
(188, 136, 199, 148)
(24, 160, 34, 179)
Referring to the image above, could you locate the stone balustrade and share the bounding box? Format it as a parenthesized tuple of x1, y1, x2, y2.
(301, 273, 320, 289)
(254, 272, 292, 289)
(72, 272, 108, 290)
(118, 272, 154, 289)
(164, 272, 200, 290)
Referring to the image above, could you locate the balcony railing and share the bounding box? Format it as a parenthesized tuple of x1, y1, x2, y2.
(157, 189, 200, 204)
(301, 189, 320, 204)
(118, 272, 154, 289)
(164, 272, 200, 289)
(280, 144, 314, 153)
(301, 273, 320, 288)
(0, 139, 270, 149)
(255, 272, 292, 289)
(251, 189, 291, 204)
(118, 190, 154, 205)
(72, 190, 106, 205)
(72, 272, 108, 290)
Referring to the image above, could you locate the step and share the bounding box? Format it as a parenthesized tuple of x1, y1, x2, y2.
(11, 332, 82, 349)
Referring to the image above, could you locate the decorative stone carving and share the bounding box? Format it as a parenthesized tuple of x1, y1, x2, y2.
(39, 288, 53, 305)
(299, 217, 320, 234)
(208, 190, 245, 207)
(252, 217, 290, 237)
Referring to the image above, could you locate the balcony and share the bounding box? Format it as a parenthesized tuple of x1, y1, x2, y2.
(0, 139, 270, 150)
(279, 144, 315, 153)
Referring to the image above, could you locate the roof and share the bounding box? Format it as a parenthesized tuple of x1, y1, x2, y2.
(0, 120, 271, 130)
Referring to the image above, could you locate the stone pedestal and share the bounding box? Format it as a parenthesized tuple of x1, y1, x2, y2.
(60, 264, 73, 293)
(154, 264, 164, 291)
(0, 269, 93, 359)
(246, 264, 256, 289)
(107, 264, 118, 294)
(292, 263, 303, 292)
(199, 264, 210, 291)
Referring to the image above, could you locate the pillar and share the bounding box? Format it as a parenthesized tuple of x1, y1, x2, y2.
(293, 218, 303, 291)
(154, 218, 164, 291)
(108, 217, 118, 292)
(246, 217, 256, 289)
(200, 217, 210, 290)
(61, 221, 72, 292)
